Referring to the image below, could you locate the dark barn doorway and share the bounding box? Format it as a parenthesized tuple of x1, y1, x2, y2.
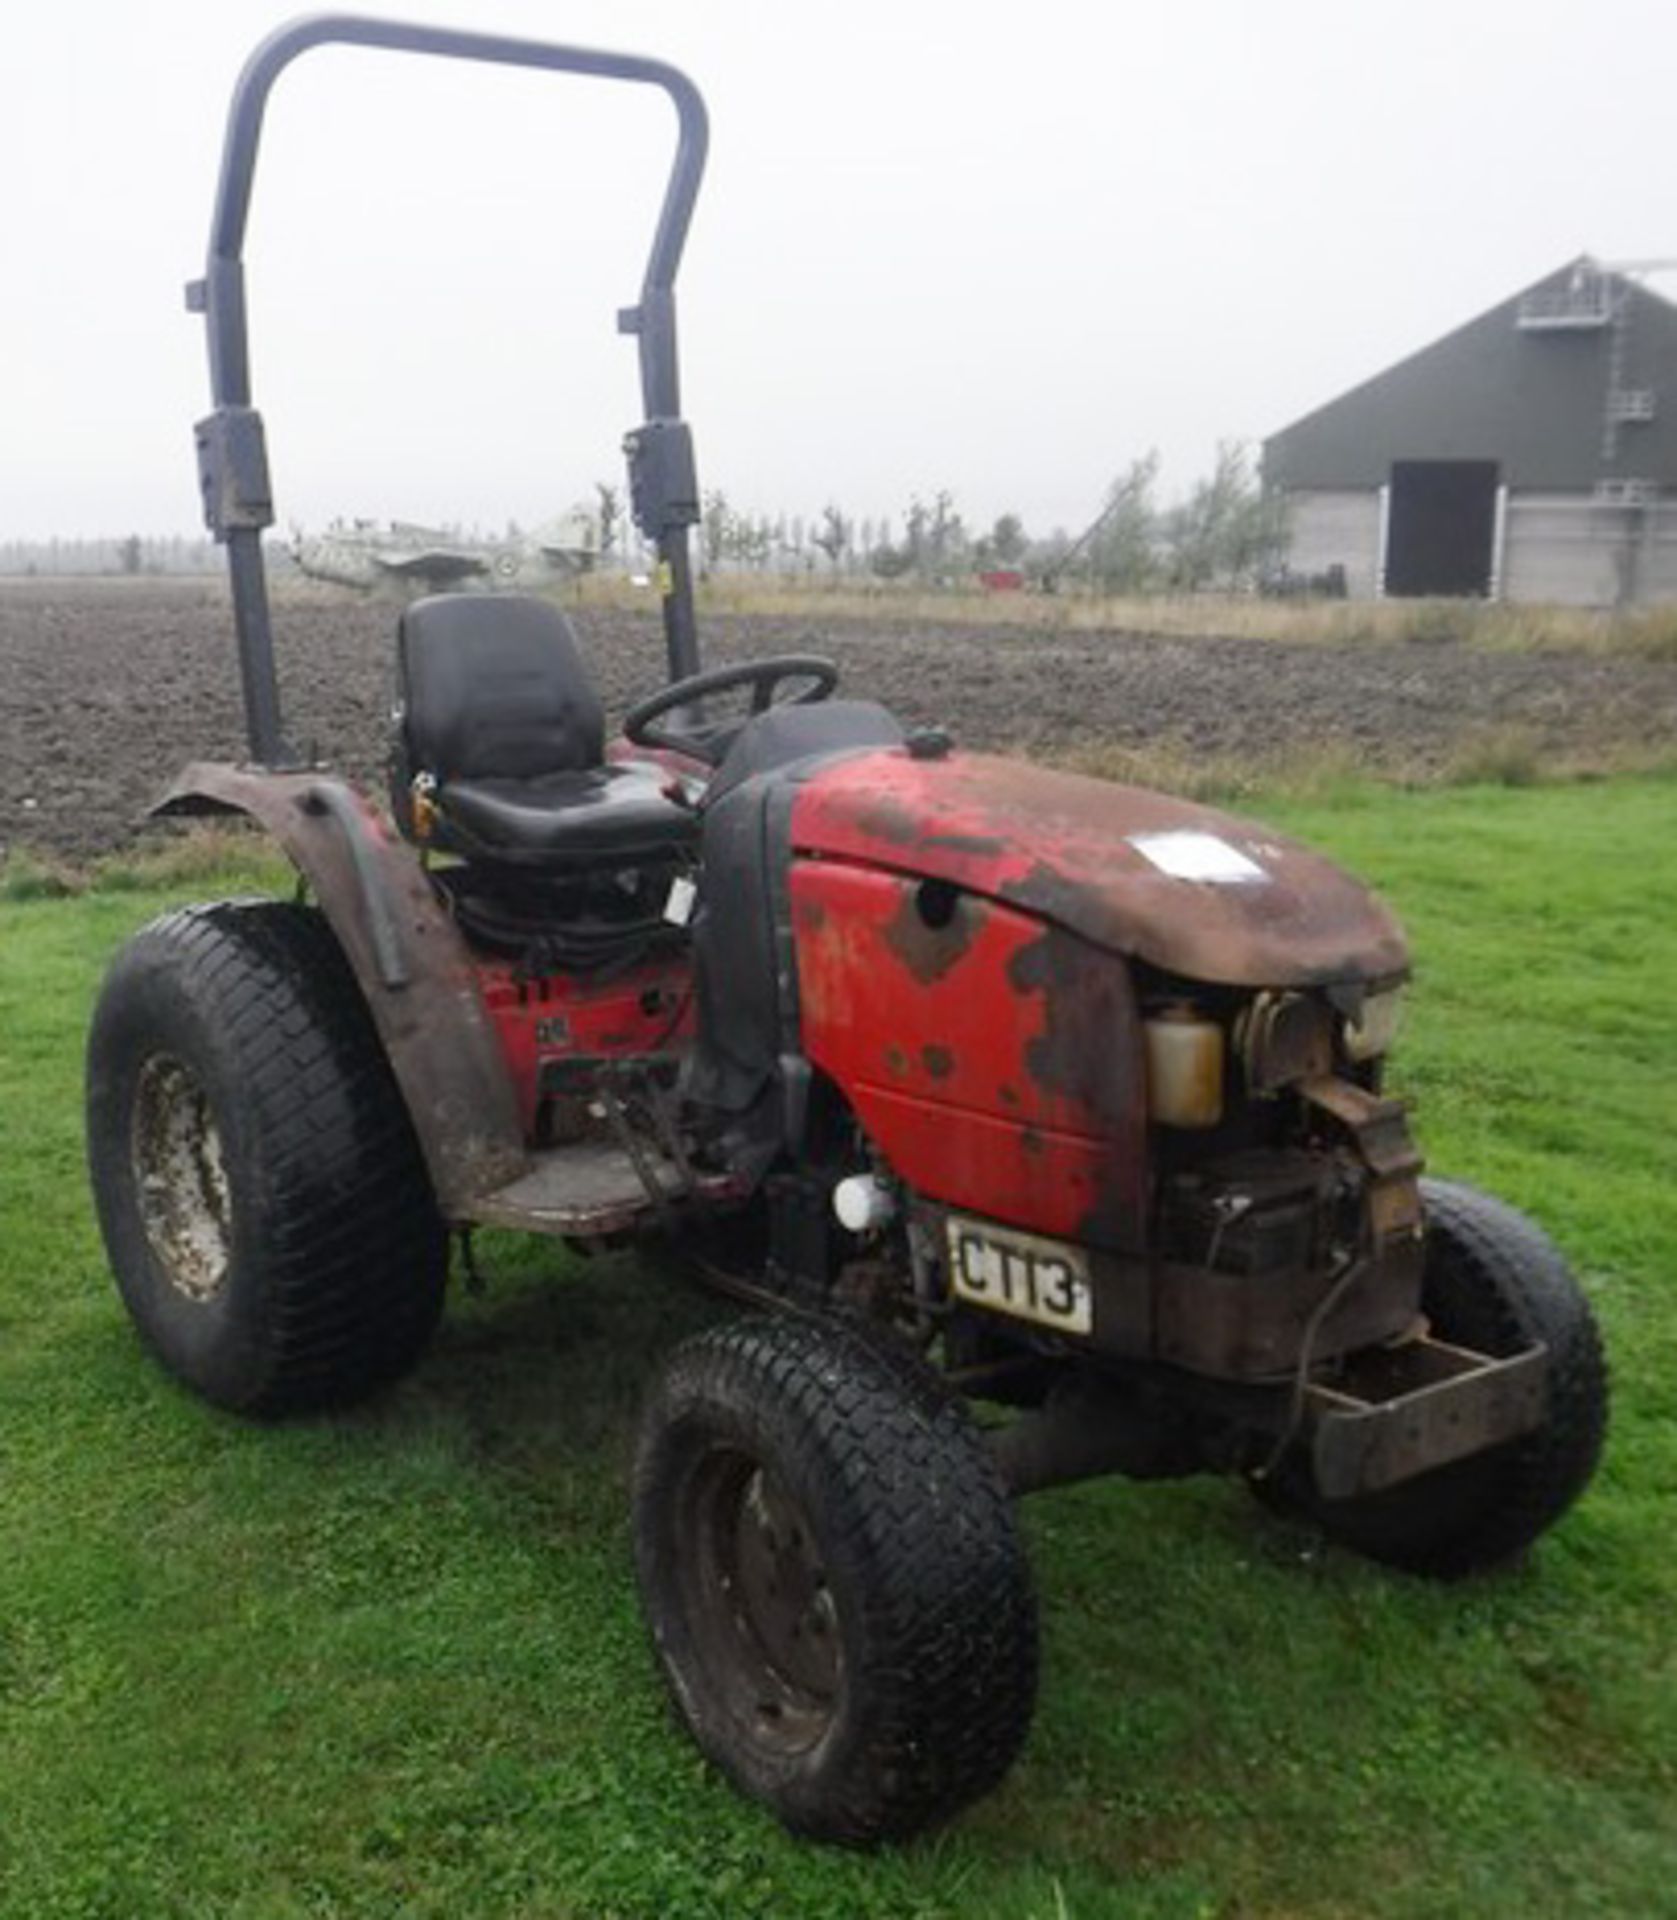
(1384, 460, 1499, 596)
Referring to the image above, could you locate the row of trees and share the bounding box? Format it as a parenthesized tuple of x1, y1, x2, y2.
(608, 442, 1282, 592)
(2, 446, 1283, 592)
(1073, 444, 1285, 593)
(640, 488, 1031, 583)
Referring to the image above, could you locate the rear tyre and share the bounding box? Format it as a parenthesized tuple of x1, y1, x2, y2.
(87, 900, 446, 1415)
(633, 1314, 1038, 1845)
(1259, 1177, 1607, 1577)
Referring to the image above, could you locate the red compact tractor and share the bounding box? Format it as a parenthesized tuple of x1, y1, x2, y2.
(87, 17, 1606, 1845)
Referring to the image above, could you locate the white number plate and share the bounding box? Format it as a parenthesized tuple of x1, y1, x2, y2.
(945, 1215, 1093, 1335)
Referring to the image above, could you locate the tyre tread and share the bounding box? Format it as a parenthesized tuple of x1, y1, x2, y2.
(1267, 1176, 1607, 1577)
(88, 900, 445, 1413)
(636, 1314, 1038, 1844)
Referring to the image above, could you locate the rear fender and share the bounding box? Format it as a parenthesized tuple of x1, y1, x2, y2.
(152, 762, 526, 1213)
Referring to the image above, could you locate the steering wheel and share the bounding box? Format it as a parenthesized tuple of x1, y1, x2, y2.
(622, 655, 839, 764)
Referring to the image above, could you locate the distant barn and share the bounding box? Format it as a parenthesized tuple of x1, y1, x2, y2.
(1263, 257, 1677, 606)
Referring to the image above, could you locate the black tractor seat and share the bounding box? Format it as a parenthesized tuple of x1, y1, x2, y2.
(439, 763, 695, 864)
(391, 593, 696, 870)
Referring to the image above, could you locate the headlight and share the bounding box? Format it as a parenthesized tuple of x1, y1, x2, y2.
(1235, 990, 1334, 1095)
(1345, 986, 1403, 1062)
(1144, 1005, 1224, 1128)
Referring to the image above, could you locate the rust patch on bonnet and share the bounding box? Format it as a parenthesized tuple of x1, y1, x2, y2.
(1000, 850, 1407, 992)
(923, 831, 1007, 857)
(883, 885, 983, 984)
(1006, 922, 1150, 1249)
(850, 797, 921, 847)
(795, 751, 1410, 988)
(1008, 926, 1140, 1130)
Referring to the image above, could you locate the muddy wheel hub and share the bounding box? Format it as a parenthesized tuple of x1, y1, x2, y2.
(131, 1055, 232, 1303)
(690, 1450, 843, 1755)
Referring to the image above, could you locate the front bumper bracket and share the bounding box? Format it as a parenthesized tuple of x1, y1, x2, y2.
(1307, 1336, 1548, 1500)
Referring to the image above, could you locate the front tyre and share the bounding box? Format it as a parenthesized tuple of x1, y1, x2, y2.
(1263, 1177, 1607, 1577)
(632, 1314, 1038, 1845)
(86, 900, 446, 1415)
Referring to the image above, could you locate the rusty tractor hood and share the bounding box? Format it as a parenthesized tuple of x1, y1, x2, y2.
(789, 749, 1408, 989)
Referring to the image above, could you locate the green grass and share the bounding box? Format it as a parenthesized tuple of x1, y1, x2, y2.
(1, 778, 1674, 1918)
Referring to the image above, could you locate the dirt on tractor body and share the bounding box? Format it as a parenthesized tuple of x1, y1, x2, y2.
(4, 577, 1676, 862)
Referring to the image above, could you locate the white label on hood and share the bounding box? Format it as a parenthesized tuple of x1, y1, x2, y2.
(1128, 830, 1267, 884)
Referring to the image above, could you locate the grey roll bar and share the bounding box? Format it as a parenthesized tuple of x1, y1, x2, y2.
(187, 12, 709, 766)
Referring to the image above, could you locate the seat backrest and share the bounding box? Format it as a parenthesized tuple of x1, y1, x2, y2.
(397, 594, 604, 782)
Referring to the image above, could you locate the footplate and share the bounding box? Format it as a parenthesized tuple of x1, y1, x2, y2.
(1306, 1336, 1548, 1500)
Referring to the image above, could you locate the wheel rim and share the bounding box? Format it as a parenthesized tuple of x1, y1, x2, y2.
(130, 1054, 233, 1303)
(685, 1447, 844, 1758)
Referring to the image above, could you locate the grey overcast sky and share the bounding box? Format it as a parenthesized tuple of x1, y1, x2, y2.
(3, 0, 1675, 541)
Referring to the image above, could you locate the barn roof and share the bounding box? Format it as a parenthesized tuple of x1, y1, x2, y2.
(1263, 258, 1677, 492)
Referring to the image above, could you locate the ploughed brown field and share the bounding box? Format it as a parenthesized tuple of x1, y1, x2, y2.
(4, 576, 1677, 861)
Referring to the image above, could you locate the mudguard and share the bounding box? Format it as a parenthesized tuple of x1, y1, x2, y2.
(152, 762, 525, 1213)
